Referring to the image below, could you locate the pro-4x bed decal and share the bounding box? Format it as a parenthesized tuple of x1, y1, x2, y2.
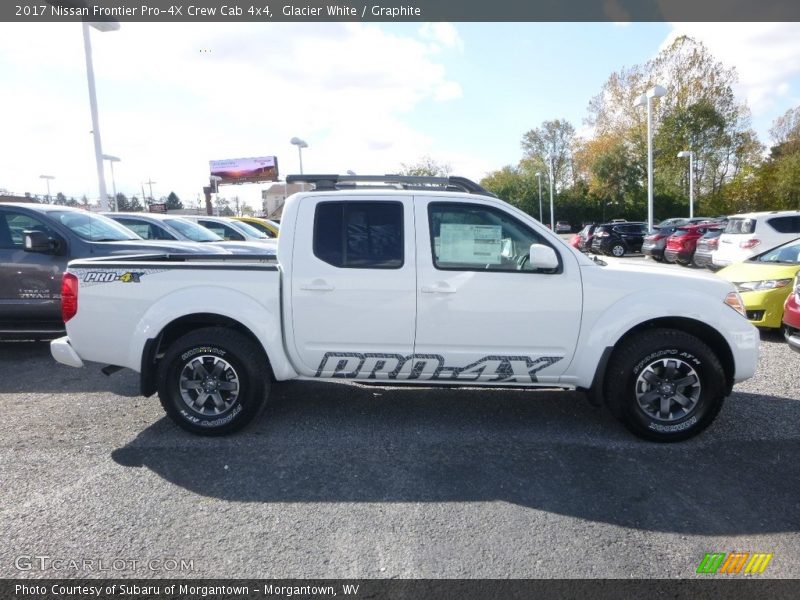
(314, 352, 562, 383)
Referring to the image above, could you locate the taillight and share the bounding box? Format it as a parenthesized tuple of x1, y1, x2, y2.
(61, 272, 78, 322)
(708, 238, 719, 249)
(740, 238, 761, 249)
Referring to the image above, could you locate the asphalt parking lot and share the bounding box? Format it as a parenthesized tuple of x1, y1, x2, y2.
(1, 283, 799, 579)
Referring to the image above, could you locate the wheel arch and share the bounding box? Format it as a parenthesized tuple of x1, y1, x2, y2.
(140, 313, 270, 397)
(587, 317, 735, 405)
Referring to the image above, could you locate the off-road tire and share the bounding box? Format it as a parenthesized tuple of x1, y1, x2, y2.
(604, 328, 726, 442)
(157, 327, 270, 435)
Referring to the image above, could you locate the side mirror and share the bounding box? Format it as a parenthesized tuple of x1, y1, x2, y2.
(529, 243, 559, 270)
(23, 231, 53, 253)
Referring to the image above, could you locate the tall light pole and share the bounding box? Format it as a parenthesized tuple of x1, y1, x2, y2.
(677, 150, 694, 219)
(534, 172, 543, 223)
(290, 137, 308, 174)
(39, 175, 55, 203)
(633, 85, 667, 230)
(102, 154, 120, 211)
(82, 20, 120, 210)
(546, 154, 555, 230)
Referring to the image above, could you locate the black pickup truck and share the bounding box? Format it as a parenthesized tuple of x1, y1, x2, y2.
(0, 202, 218, 339)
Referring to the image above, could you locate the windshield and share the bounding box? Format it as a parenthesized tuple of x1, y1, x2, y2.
(165, 218, 222, 242)
(752, 238, 800, 264)
(229, 219, 269, 239)
(50, 210, 140, 241)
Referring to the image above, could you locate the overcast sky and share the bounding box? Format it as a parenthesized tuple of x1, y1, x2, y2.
(1, 22, 799, 210)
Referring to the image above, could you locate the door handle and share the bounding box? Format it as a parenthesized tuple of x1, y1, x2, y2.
(300, 280, 335, 291)
(421, 284, 457, 294)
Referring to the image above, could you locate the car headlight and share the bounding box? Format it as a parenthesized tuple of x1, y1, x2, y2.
(735, 279, 792, 292)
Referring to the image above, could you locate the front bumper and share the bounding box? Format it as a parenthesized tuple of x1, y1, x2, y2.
(783, 293, 800, 353)
(739, 288, 792, 329)
(50, 336, 84, 368)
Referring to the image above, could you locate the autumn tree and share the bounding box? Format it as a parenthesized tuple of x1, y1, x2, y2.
(398, 156, 452, 177)
(520, 119, 576, 191)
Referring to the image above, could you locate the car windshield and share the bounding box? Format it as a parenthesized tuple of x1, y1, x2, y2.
(49, 210, 140, 241)
(229, 219, 269, 239)
(701, 229, 723, 238)
(671, 229, 691, 237)
(751, 238, 800, 264)
(165, 218, 222, 242)
(725, 218, 756, 234)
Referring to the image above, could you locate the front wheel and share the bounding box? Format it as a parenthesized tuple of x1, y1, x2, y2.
(604, 329, 726, 442)
(157, 327, 270, 435)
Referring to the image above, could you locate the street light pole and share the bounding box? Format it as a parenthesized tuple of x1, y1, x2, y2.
(677, 150, 694, 218)
(290, 137, 308, 174)
(102, 154, 120, 211)
(634, 85, 667, 231)
(81, 20, 119, 211)
(39, 175, 55, 202)
(535, 172, 543, 223)
(546, 154, 555, 230)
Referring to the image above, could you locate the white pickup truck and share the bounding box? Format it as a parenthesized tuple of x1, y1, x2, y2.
(51, 175, 759, 442)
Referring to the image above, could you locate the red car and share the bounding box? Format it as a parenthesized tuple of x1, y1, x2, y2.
(664, 223, 721, 265)
(784, 274, 800, 354)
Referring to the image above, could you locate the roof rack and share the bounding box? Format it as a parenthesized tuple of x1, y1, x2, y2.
(285, 174, 497, 198)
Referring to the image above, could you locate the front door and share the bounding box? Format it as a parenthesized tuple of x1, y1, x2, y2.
(0, 208, 67, 328)
(288, 196, 417, 378)
(413, 198, 582, 385)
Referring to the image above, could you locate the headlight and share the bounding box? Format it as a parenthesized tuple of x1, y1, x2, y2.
(724, 291, 746, 317)
(735, 279, 792, 292)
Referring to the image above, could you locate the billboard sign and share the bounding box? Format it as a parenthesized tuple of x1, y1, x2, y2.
(209, 156, 279, 185)
(148, 203, 167, 213)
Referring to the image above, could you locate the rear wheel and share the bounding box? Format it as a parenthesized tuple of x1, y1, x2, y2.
(610, 243, 626, 257)
(157, 327, 270, 435)
(604, 329, 726, 442)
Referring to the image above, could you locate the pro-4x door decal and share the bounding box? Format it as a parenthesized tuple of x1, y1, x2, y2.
(314, 352, 562, 383)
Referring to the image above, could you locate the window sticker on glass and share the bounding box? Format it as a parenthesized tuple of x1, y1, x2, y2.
(439, 224, 503, 264)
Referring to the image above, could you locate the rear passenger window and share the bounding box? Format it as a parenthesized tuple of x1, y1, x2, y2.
(314, 202, 403, 269)
(767, 216, 800, 233)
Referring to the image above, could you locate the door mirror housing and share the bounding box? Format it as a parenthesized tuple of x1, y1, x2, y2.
(24, 231, 61, 254)
(529, 243, 559, 270)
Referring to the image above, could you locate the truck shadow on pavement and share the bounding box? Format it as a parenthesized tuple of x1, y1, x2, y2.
(111, 381, 800, 535)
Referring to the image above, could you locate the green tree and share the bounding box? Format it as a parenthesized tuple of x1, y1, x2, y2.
(166, 191, 183, 210)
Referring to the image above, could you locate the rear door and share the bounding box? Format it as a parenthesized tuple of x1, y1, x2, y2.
(287, 196, 417, 378)
(413, 197, 582, 385)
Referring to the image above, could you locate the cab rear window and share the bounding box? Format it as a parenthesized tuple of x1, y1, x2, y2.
(313, 201, 404, 269)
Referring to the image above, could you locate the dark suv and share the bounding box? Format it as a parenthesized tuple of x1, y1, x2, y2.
(0, 203, 220, 339)
(591, 222, 648, 257)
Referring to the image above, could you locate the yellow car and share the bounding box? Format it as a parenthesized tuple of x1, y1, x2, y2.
(233, 216, 279, 238)
(717, 237, 800, 329)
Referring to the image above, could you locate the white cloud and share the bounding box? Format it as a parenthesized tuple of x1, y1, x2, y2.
(663, 23, 800, 116)
(0, 23, 464, 207)
(418, 23, 464, 52)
